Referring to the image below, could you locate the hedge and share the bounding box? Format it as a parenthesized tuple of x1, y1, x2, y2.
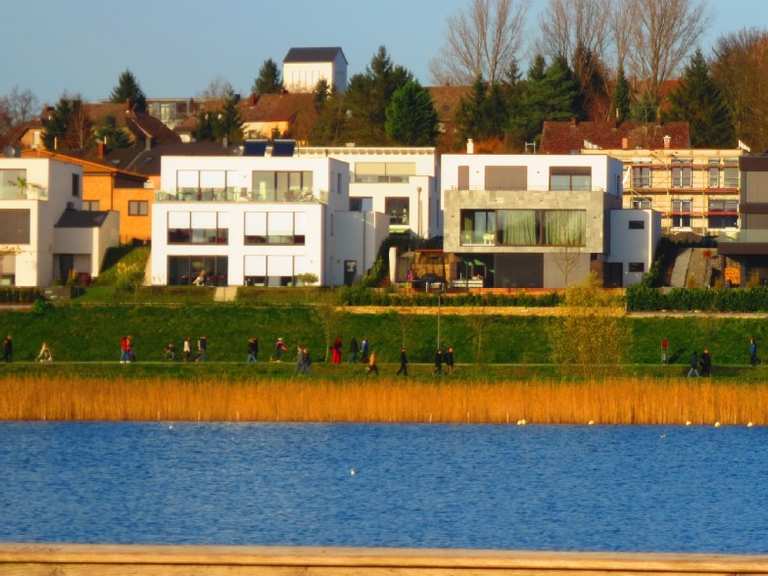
(0, 288, 43, 304)
(337, 286, 563, 307)
(627, 285, 768, 312)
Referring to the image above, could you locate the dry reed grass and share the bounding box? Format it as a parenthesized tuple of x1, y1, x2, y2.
(1, 376, 767, 425)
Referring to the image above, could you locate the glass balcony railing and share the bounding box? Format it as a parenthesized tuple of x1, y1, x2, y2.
(719, 230, 768, 244)
(447, 185, 606, 193)
(0, 184, 48, 201)
(352, 175, 412, 184)
(155, 188, 328, 203)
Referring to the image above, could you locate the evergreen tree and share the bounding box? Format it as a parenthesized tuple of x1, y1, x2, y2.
(310, 92, 348, 145)
(612, 66, 631, 124)
(213, 89, 243, 145)
(42, 98, 72, 151)
(455, 76, 488, 141)
(666, 50, 735, 148)
(573, 44, 607, 119)
(194, 111, 216, 142)
(252, 59, 282, 94)
(94, 115, 131, 150)
(630, 90, 659, 123)
(384, 80, 439, 146)
(42, 96, 93, 153)
(110, 69, 146, 113)
(313, 79, 330, 110)
(482, 83, 509, 139)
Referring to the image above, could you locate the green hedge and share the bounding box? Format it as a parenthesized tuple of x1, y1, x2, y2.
(627, 285, 768, 312)
(338, 286, 563, 307)
(0, 288, 43, 304)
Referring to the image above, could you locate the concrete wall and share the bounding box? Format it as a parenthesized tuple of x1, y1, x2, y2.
(606, 209, 662, 286)
(542, 253, 592, 288)
(332, 211, 389, 284)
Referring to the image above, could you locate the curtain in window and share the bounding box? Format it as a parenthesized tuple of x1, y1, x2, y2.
(497, 210, 536, 245)
(543, 210, 585, 246)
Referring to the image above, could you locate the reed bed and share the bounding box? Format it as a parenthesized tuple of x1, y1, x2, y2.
(1, 376, 767, 425)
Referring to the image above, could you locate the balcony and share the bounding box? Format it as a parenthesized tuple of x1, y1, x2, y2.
(718, 229, 768, 255)
(446, 185, 606, 193)
(352, 175, 412, 184)
(156, 189, 328, 204)
(0, 182, 48, 201)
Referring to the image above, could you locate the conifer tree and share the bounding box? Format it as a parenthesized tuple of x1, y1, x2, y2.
(94, 115, 131, 150)
(612, 67, 631, 124)
(313, 79, 330, 110)
(110, 69, 146, 112)
(384, 80, 439, 146)
(214, 89, 243, 145)
(252, 59, 282, 94)
(455, 76, 488, 141)
(666, 50, 735, 147)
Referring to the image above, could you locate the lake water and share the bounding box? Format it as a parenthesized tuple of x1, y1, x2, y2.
(1, 422, 767, 552)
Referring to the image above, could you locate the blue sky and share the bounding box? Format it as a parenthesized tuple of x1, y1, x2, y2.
(3, 0, 767, 105)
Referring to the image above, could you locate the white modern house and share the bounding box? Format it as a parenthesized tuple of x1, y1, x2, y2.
(151, 152, 387, 287)
(297, 146, 439, 237)
(282, 47, 348, 94)
(440, 153, 624, 288)
(604, 209, 662, 287)
(0, 157, 119, 287)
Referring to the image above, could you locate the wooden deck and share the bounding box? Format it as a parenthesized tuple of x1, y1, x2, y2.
(1, 544, 768, 575)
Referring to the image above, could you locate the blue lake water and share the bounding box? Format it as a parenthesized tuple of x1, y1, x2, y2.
(1, 422, 767, 552)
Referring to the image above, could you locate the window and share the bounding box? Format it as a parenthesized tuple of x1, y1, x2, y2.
(167, 211, 229, 244)
(460, 209, 586, 247)
(244, 255, 309, 287)
(71, 173, 80, 197)
(671, 199, 692, 228)
(549, 167, 591, 191)
(628, 262, 645, 273)
(337, 173, 342, 194)
(0, 169, 27, 200)
(82, 200, 100, 211)
(628, 220, 645, 230)
(631, 197, 652, 209)
(349, 197, 373, 212)
(243, 212, 305, 245)
(484, 166, 527, 190)
(385, 197, 409, 225)
(252, 171, 313, 201)
(708, 199, 738, 229)
(632, 166, 651, 188)
(671, 159, 692, 188)
(724, 159, 739, 188)
(168, 256, 228, 286)
(354, 162, 416, 183)
(708, 159, 720, 188)
(0, 209, 31, 244)
(128, 200, 148, 216)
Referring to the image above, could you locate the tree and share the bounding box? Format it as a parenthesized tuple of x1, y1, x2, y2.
(94, 115, 131, 150)
(310, 90, 348, 145)
(712, 28, 768, 151)
(313, 79, 330, 110)
(0, 86, 38, 127)
(252, 59, 282, 94)
(538, 0, 611, 71)
(612, 66, 631, 123)
(385, 80, 439, 146)
(193, 112, 217, 142)
(665, 50, 734, 148)
(214, 89, 244, 145)
(455, 76, 488, 141)
(430, 0, 528, 85)
(42, 96, 92, 154)
(630, 90, 659, 123)
(608, 0, 636, 71)
(199, 77, 234, 100)
(110, 69, 147, 113)
(626, 0, 708, 100)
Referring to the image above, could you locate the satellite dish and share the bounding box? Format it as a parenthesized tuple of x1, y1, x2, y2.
(3, 145, 20, 158)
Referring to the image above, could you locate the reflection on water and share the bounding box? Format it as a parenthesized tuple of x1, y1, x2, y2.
(0, 422, 767, 552)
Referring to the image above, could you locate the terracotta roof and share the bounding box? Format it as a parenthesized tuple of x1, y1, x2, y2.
(540, 120, 691, 154)
(284, 47, 346, 64)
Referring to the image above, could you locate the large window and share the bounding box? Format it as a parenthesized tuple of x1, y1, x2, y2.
(168, 256, 228, 286)
(460, 209, 586, 247)
(549, 167, 591, 191)
(167, 211, 229, 244)
(252, 171, 313, 201)
(349, 197, 373, 212)
(631, 197, 652, 209)
(385, 197, 409, 225)
(671, 199, 692, 228)
(244, 212, 306, 245)
(82, 200, 100, 212)
(708, 159, 720, 188)
(128, 200, 148, 216)
(243, 255, 310, 287)
(708, 199, 738, 229)
(671, 159, 692, 188)
(724, 159, 739, 188)
(632, 166, 651, 188)
(0, 209, 30, 244)
(354, 162, 415, 183)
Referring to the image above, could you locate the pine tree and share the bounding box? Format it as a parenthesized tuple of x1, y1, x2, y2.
(252, 59, 282, 94)
(194, 112, 216, 142)
(310, 91, 347, 145)
(42, 97, 72, 151)
(214, 89, 243, 145)
(94, 115, 131, 150)
(42, 97, 93, 153)
(482, 83, 509, 139)
(313, 79, 330, 110)
(455, 76, 488, 141)
(630, 90, 659, 123)
(612, 66, 631, 124)
(543, 56, 580, 120)
(384, 80, 439, 146)
(110, 70, 146, 113)
(666, 50, 735, 147)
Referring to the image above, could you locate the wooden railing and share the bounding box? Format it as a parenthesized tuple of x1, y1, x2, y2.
(1, 544, 768, 575)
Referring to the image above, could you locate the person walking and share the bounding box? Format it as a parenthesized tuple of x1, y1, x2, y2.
(2, 335, 12, 363)
(274, 337, 288, 362)
(661, 337, 669, 364)
(247, 337, 259, 363)
(37, 342, 53, 363)
(296, 345, 306, 374)
(360, 337, 370, 363)
(366, 350, 379, 376)
(163, 342, 176, 361)
(433, 348, 443, 376)
(349, 337, 359, 364)
(195, 336, 208, 362)
(126, 336, 135, 363)
(183, 337, 192, 362)
(700, 348, 712, 377)
(687, 351, 700, 378)
(302, 346, 312, 374)
(750, 337, 758, 367)
(444, 346, 455, 374)
(119, 336, 130, 364)
(331, 336, 343, 364)
(396, 346, 409, 376)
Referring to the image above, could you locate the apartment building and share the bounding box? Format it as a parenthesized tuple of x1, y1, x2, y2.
(440, 154, 627, 288)
(581, 147, 745, 235)
(0, 157, 118, 287)
(151, 152, 386, 287)
(282, 47, 348, 94)
(297, 146, 439, 237)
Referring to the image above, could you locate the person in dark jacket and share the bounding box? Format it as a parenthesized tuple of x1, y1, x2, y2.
(687, 351, 700, 378)
(360, 338, 370, 363)
(700, 348, 712, 377)
(195, 336, 208, 362)
(444, 346, 455, 374)
(2, 335, 12, 363)
(434, 348, 443, 375)
(247, 337, 259, 363)
(396, 346, 409, 376)
(349, 337, 359, 364)
(750, 337, 758, 367)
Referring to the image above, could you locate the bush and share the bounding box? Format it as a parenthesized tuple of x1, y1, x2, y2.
(0, 288, 43, 304)
(337, 287, 563, 307)
(626, 285, 768, 312)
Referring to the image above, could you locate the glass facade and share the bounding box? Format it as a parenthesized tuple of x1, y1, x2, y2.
(460, 209, 586, 247)
(385, 197, 409, 225)
(168, 256, 228, 286)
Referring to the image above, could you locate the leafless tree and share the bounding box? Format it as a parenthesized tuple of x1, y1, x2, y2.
(430, 0, 529, 85)
(608, 0, 636, 71)
(538, 0, 611, 66)
(0, 86, 39, 127)
(198, 77, 235, 100)
(711, 28, 768, 152)
(625, 0, 708, 98)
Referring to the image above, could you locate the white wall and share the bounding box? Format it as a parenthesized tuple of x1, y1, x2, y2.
(283, 62, 336, 93)
(606, 209, 661, 286)
(332, 211, 388, 285)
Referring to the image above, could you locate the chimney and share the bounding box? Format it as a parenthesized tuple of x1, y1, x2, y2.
(570, 117, 577, 127)
(621, 137, 629, 150)
(96, 141, 105, 159)
(663, 134, 671, 149)
(250, 93, 258, 106)
(466, 138, 474, 154)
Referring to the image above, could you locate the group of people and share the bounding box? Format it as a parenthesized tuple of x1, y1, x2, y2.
(394, 345, 455, 377)
(4, 335, 52, 363)
(658, 336, 760, 377)
(161, 336, 208, 362)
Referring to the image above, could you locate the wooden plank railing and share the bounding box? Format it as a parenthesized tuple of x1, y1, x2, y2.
(1, 545, 768, 575)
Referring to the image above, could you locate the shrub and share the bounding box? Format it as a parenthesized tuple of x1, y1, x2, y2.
(626, 285, 768, 312)
(0, 288, 43, 304)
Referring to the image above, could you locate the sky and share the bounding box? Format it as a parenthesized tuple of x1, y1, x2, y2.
(3, 0, 768, 106)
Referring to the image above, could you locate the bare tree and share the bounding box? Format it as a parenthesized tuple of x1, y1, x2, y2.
(625, 0, 708, 98)
(538, 0, 611, 65)
(608, 0, 637, 71)
(198, 77, 235, 100)
(0, 86, 38, 127)
(430, 0, 529, 85)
